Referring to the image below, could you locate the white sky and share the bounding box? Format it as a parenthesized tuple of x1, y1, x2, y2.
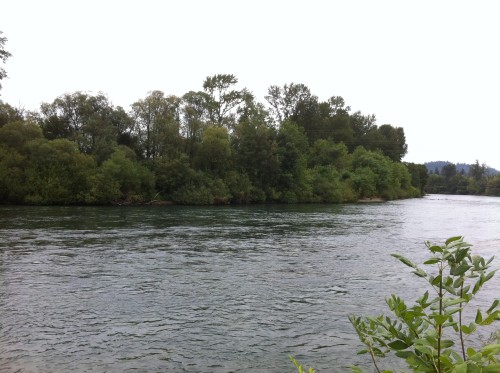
(2, 0, 499, 169)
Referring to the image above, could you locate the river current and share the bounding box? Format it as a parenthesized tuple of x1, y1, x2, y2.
(1, 195, 499, 372)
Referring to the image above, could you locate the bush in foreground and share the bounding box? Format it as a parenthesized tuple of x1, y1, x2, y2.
(292, 236, 500, 372)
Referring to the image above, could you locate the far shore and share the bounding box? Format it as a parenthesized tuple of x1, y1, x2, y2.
(357, 197, 385, 203)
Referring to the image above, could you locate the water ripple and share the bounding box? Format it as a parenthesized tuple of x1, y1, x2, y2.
(1, 197, 499, 372)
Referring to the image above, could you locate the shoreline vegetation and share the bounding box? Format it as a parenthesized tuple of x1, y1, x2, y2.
(1, 75, 500, 206)
(0, 74, 429, 206)
(1, 33, 500, 205)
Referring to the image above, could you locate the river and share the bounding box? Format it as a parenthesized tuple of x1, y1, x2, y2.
(1, 195, 499, 372)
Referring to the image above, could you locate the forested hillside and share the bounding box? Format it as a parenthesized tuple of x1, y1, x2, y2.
(0, 74, 426, 205)
(425, 161, 500, 196)
(425, 161, 499, 176)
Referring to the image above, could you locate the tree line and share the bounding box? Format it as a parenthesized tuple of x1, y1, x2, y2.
(0, 72, 428, 205)
(426, 161, 500, 196)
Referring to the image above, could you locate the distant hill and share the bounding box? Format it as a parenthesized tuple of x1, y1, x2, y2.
(425, 161, 500, 176)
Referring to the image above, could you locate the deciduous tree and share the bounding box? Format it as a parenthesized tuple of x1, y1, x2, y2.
(0, 31, 11, 92)
(202, 74, 251, 129)
(131, 91, 181, 160)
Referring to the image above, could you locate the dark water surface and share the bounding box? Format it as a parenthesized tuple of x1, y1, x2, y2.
(1, 195, 499, 372)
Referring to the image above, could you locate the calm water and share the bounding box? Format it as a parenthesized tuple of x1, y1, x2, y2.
(1, 195, 499, 372)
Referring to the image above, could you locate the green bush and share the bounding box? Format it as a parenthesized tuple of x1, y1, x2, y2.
(349, 236, 500, 372)
(292, 236, 500, 373)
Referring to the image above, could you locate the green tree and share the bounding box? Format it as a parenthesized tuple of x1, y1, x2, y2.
(202, 74, 251, 129)
(0, 101, 24, 127)
(426, 173, 447, 194)
(441, 163, 457, 179)
(131, 90, 182, 160)
(308, 139, 350, 171)
(485, 175, 500, 196)
(193, 126, 232, 177)
(0, 120, 43, 149)
(39, 92, 125, 160)
(305, 165, 343, 203)
(375, 124, 408, 162)
(322, 110, 354, 149)
(181, 90, 210, 158)
(450, 174, 470, 194)
(0, 121, 44, 203)
(231, 120, 279, 198)
(351, 147, 391, 198)
(88, 146, 155, 204)
(0, 145, 26, 203)
(468, 160, 487, 195)
(265, 83, 317, 128)
(23, 138, 96, 204)
(171, 170, 231, 205)
(349, 111, 377, 151)
(405, 162, 429, 195)
(276, 120, 309, 202)
(153, 154, 194, 200)
(0, 31, 11, 92)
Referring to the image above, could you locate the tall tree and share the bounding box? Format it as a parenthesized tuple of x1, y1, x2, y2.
(0, 31, 12, 92)
(0, 101, 24, 127)
(232, 120, 279, 194)
(276, 120, 309, 201)
(468, 160, 487, 194)
(131, 91, 181, 160)
(181, 90, 210, 158)
(349, 111, 377, 151)
(193, 126, 232, 177)
(202, 74, 251, 129)
(265, 83, 315, 125)
(375, 124, 408, 162)
(39, 92, 117, 156)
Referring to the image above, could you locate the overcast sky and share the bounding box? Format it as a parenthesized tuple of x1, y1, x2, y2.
(2, 0, 499, 169)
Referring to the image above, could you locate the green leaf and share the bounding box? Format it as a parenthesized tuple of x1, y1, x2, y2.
(475, 309, 483, 324)
(350, 367, 365, 373)
(480, 311, 500, 326)
(484, 269, 497, 282)
(440, 339, 455, 348)
(395, 350, 414, 358)
(482, 365, 500, 373)
(431, 314, 449, 326)
(467, 347, 477, 357)
(445, 297, 467, 306)
(487, 299, 499, 314)
(454, 362, 467, 373)
(391, 254, 417, 269)
(481, 343, 500, 356)
(424, 258, 440, 265)
(455, 247, 470, 263)
(415, 345, 434, 356)
(429, 245, 443, 253)
(450, 263, 472, 276)
(412, 268, 427, 278)
(431, 275, 442, 286)
(388, 340, 409, 350)
(445, 236, 463, 245)
(460, 323, 477, 334)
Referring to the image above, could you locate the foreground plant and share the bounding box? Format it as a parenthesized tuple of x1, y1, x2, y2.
(349, 236, 500, 372)
(289, 355, 315, 373)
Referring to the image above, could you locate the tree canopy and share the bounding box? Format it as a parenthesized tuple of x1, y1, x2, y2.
(0, 31, 12, 92)
(0, 73, 427, 205)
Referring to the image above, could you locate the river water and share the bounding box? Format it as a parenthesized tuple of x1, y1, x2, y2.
(1, 195, 499, 372)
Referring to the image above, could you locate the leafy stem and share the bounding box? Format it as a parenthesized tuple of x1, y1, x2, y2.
(348, 236, 500, 373)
